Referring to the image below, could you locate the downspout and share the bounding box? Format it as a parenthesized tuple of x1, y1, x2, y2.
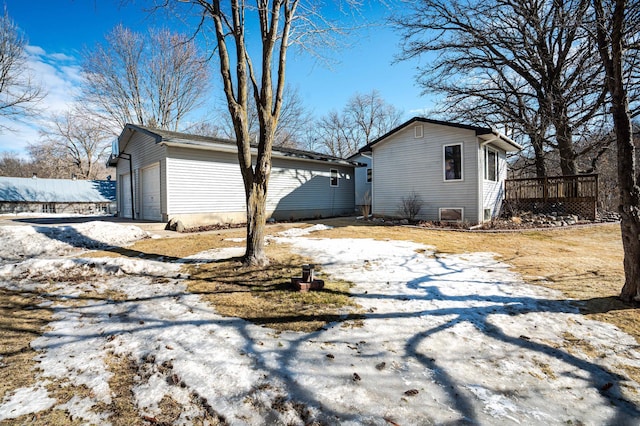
(118, 152, 134, 219)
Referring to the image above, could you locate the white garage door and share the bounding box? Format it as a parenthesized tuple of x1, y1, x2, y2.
(141, 164, 162, 221)
(120, 173, 133, 219)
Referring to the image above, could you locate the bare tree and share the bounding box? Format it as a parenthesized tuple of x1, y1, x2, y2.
(80, 25, 210, 131)
(312, 89, 403, 157)
(594, 0, 640, 301)
(395, 0, 606, 177)
(0, 8, 44, 131)
(346, 90, 403, 145)
(26, 141, 75, 179)
(312, 109, 357, 157)
(39, 108, 112, 179)
(215, 85, 312, 148)
(0, 152, 30, 177)
(169, 0, 358, 266)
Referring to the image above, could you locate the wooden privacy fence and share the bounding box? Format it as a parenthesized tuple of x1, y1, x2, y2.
(504, 174, 598, 219)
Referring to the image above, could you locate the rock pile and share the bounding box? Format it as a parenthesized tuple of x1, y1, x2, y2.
(513, 212, 582, 227)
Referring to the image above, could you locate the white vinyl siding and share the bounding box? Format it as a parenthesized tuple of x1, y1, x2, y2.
(268, 159, 353, 214)
(115, 131, 166, 219)
(372, 122, 480, 222)
(165, 146, 354, 219)
(166, 148, 244, 214)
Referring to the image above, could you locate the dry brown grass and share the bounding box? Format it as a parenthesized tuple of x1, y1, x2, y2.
(185, 243, 360, 332)
(91, 219, 635, 340)
(0, 288, 52, 416)
(89, 226, 361, 333)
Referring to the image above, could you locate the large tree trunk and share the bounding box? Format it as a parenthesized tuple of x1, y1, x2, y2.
(594, 0, 640, 302)
(614, 105, 640, 302)
(553, 101, 578, 175)
(245, 180, 269, 266)
(530, 133, 548, 178)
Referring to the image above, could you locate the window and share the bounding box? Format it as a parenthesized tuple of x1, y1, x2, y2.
(444, 144, 463, 181)
(440, 208, 463, 222)
(330, 169, 339, 187)
(366, 168, 372, 183)
(485, 147, 498, 181)
(484, 208, 492, 221)
(415, 124, 424, 138)
(42, 203, 56, 213)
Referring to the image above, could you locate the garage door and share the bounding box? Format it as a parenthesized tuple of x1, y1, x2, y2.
(141, 164, 162, 221)
(120, 173, 133, 219)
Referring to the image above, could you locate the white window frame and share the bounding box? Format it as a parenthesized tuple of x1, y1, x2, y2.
(439, 207, 464, 222)
(366, 168, 372, 183)
(330, 168, 339, 187)
(42, 203, 56, 214)
(415, 124, 424, 138)
(443, 143, 464, 181)
(484, 146, 498, 182)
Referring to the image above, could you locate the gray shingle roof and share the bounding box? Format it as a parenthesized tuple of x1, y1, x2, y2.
(0, 177, 116, 203)
(112, 124, 360, 167)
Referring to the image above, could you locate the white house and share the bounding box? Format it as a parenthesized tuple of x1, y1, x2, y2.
(358, 117, 522, 224)
(108, 124, 357, 227)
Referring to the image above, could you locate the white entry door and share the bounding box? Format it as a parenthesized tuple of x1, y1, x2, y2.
(120, 173, 133, 219)
(141, 164, 162, 221)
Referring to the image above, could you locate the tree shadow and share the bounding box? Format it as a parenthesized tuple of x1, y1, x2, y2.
(5, 224, 640, 424)
(578, 296, 640, 314)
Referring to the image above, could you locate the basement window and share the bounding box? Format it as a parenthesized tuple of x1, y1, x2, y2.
(440, 208, 463, 222)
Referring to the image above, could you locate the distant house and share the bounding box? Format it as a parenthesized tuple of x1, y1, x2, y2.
(358, 117, 522, 223)
(108, 124, 357, 226)
(0, 176, 116, 215)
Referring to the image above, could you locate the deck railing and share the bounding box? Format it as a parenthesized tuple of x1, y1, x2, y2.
(504, 174, 598, 219)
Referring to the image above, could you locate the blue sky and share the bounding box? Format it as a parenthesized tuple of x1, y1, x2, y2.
(0, 0, 436, 155)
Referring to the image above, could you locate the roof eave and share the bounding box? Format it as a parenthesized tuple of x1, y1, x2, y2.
(160, 140, 359, 167)
(477, 130, 523, 152)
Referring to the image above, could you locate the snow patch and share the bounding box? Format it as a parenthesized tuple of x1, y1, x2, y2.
(0, 384, 56, 421)
(275, 224, 332, 237)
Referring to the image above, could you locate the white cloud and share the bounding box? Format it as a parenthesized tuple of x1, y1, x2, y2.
(49, 52, 76, 62)
(24, 45, 45, 56)
(0, 45, 83, 155)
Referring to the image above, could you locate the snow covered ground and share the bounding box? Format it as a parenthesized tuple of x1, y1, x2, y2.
(0, 220, 639, 425)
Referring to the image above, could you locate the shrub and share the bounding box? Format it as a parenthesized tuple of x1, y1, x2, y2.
(398, 191, 423, 221)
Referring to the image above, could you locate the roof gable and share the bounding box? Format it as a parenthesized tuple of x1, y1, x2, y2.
(358, 117, 522, 153)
